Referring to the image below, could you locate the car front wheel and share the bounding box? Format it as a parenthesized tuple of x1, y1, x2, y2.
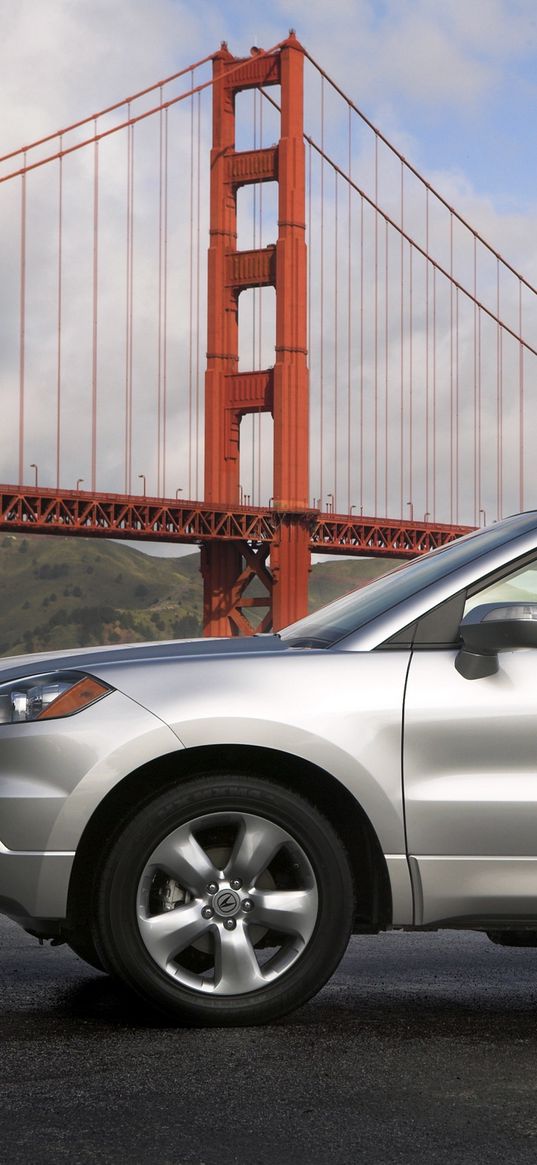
(92, 773, 354, 1025)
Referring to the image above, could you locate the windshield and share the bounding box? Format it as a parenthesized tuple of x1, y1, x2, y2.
(280, 512, 537, 648)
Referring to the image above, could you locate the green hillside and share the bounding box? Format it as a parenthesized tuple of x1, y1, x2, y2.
(0, 534, 203, 656)
(0, 533, 394, 657)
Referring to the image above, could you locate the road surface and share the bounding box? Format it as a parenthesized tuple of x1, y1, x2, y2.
(1, 919, 537, 1163)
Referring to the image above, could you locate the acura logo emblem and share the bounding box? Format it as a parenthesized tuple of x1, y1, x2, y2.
(213, 888, 241, 917)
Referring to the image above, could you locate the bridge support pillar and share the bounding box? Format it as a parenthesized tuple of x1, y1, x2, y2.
(202, 34, 310, 636)
(271, 516, 311, 630)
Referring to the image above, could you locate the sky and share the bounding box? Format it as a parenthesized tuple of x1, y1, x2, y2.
(4, 0, 537, 221)
(2, 0, 537, 554)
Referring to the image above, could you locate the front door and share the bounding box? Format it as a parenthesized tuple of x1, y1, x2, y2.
(403, 557, 537, 926)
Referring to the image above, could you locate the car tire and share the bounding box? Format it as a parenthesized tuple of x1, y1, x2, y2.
(91, 773, 354, 1026)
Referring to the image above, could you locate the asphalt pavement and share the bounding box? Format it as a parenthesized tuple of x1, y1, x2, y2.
(1, 917, 537, 1164)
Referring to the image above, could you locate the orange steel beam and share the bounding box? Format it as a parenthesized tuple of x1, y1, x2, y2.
(202, 35, 310, 636)
(0, 487, 473, 557)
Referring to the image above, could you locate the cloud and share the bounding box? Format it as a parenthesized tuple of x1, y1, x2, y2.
(267, 0, 537, 111)
(2, 0, 205, 152)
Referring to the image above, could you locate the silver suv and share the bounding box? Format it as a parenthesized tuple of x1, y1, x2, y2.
(2, 511, 537, 1025)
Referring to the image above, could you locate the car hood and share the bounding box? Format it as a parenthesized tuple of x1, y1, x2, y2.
(0, 634, 289, 683)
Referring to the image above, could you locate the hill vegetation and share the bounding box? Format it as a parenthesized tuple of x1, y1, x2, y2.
(0, 533, 394, 657)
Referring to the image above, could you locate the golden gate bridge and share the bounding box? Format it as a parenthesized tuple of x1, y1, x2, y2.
(1, 34, 535, 633)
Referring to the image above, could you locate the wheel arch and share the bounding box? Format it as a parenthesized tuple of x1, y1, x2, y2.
(66, 743, 392, 936)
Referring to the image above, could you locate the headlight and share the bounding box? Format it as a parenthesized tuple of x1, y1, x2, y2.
(0, 671, 112, 725)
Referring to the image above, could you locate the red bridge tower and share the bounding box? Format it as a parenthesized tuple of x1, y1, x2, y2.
(202, 34, 310, 636)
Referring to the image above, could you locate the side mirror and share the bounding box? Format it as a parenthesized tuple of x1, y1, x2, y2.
(455, 602, 537, 680)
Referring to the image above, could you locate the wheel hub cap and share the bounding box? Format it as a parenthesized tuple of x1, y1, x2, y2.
(212, 887, 241, 918)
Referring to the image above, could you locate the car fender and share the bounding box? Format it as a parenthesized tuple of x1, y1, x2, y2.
(89, 650, 410, 857)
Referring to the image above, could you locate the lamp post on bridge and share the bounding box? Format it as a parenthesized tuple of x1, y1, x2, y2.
(138, 474, 146, 497)
(76, 478, 84, 490)
(30, 463, 38, 488)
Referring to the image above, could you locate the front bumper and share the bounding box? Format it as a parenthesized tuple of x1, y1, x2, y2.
(0, 688, 182, 932)
(0, 842, 74, 933)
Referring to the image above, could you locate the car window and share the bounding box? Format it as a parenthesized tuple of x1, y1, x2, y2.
(464, 559, 537, 618)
